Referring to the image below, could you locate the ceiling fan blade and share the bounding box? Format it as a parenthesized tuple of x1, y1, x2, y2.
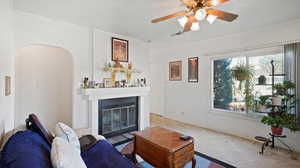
(171, 31, 184, 36)
(205, 0, 230, 7)
(183, 16, 197, 32)
(151, 10, 190, 23)
(180, 0, 197, 7)
(206, 9, 238, 22)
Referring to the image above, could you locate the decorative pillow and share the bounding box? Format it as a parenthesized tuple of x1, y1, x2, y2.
(54, 122, 80, 153)
(51, 137, 87, 168)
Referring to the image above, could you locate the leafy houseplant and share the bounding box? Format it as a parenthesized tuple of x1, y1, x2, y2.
(261, 114, 285, 135)
(258, 95, 270, 113)
(273, 81, 296, 95)
(262, 113, 300, 135)
(261, 81, 300, 135)
(259, 96, 270, 105)
(231, 65, 253, 89)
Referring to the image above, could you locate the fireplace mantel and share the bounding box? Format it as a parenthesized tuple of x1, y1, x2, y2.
(81, 87, 150, 100)
(80, 87, 151, 135)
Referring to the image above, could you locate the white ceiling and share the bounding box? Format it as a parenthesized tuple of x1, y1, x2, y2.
(13, 0, 300, 42)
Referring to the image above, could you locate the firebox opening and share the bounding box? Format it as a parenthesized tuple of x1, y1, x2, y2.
(98, 97, 139, 140)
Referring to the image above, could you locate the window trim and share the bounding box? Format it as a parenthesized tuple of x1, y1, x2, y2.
(210, 52, 245, 114)
(210, 46, 284, 116)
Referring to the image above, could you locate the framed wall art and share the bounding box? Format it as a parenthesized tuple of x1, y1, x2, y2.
(112, 37, 128, 62)
(5, 76, 11, 96)
(169, 61, 182, 81)
(188, 57, 199, 82)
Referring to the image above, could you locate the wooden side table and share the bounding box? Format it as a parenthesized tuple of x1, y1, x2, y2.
(132, 127, 196, 168)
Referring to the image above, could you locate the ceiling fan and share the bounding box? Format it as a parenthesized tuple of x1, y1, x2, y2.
(151, 0, 238, 35)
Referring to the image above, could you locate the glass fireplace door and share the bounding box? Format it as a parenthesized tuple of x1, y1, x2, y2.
(99, 97, 138, 137)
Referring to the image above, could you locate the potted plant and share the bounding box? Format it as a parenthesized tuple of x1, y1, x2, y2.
(258, 95, 270, 113)
(272, 81, 296, 106)
(258, 75, 267, 85)
(261, 114, 285, 135)
(262, 113, 300, 135)
(261, 81, 300, 135)
(272, 96, 283, 106)
(231, 65, 253, 89)
(273, 81, 296, 95)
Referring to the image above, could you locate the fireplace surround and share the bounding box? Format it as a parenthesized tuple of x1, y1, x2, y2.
(80, 87, 150, 135)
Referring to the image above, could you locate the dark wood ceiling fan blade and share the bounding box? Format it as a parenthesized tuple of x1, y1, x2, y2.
(181, 0, 197, 7)
(183, 21, 192, 32)
(205, 0, 230, 7)
(206, 9, 238, 22)
(170, 31, 184, 36)
(183, 16, 196, 32)
(151, 10, 190, 23)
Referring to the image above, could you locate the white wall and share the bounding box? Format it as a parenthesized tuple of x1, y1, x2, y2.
(13, 11, 91, 129)
(71, 29, 151, 130)
(149, 49, 165, 115)
(0, 0, 14, 133)
(15, 45, 73, 130)
(150, 19, 300, 152)
(93, 29, 150, 83)
(13, 11, 151, 130)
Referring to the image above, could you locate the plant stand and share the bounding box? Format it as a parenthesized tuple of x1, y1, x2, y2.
(255, 134, 296, 159)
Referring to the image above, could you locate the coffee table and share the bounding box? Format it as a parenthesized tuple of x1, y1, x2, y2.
(132, 127, 196, 168)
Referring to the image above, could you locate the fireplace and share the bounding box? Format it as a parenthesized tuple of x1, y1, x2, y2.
(78, 87, 150, 138)
(98, 97, 138, 138)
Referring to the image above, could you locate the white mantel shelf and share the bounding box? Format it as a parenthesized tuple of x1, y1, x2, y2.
(80, 87, 151, 135)
(81, 87, 151, 100)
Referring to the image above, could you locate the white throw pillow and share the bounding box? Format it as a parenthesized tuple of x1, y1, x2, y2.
(54, 122, 80, 153)
(51, 137, 87, 168)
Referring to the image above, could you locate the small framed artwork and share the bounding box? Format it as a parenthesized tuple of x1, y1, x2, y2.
(169, 61, 182, 81)
(188, 57, 199, 82)
(103, 78, 114, 88)
(112, 37, 129, 62)
(5, 76, 11, 96)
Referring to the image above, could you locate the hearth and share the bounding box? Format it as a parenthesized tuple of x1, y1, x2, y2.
(98, 97, 138, 138)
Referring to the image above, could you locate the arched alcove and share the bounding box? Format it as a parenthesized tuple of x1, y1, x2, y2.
(15, 45, 73, 130)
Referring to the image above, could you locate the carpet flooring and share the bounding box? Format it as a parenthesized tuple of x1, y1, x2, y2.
(116, 142, 236, 168)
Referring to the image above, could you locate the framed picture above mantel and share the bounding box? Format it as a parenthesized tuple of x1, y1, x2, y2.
(188, 57, 199, 82)
(169, 61, 182, 81)
(112, 37, 129, 62)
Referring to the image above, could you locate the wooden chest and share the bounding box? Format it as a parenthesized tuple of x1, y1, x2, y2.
(133, 127, 196, 168)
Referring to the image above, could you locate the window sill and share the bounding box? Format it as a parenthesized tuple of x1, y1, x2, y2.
(209, 108, 265, 122)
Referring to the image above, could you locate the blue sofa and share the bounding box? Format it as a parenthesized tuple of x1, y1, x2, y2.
(0, 130, 136, 168)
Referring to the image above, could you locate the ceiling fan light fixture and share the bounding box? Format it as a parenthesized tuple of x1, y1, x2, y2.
(195, 9, 207, 21)
(211, 0, 219, 6)
(207, 14, 217, 24)
(178, 16, 188, 27)
(191, 22, 200, 31)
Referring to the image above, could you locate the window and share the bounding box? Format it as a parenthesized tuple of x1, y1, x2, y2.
(213, 48, 284, 113)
